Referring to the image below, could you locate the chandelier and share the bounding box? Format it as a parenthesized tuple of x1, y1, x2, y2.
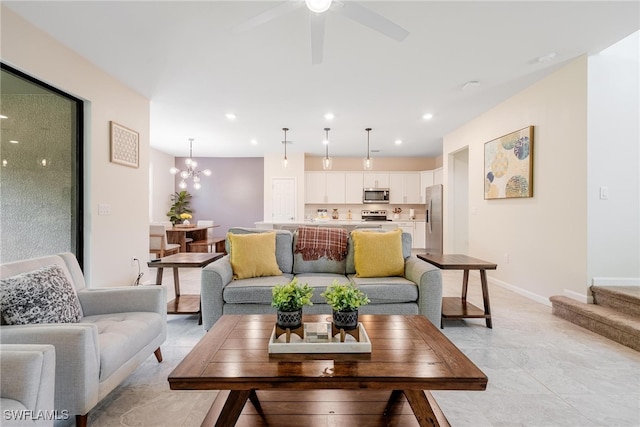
(169, 138, 211, 190)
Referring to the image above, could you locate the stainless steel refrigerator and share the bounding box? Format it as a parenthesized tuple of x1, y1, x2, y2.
(425, 184, 443, 254)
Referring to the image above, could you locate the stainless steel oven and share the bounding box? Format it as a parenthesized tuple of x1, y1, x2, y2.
(363, 188, 390, 204)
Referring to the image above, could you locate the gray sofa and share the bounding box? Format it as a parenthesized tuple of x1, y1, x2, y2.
(201, 227, 442, 330)
(0, 344, 56, 427)
(0, 253, 167, 427)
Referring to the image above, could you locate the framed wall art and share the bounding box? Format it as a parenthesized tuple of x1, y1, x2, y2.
(110, 121, 139, 168)
(484, 126, 533, 199)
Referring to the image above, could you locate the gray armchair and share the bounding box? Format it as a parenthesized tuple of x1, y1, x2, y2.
(0, 253, 167, 427)
(0, 344, 56, 427)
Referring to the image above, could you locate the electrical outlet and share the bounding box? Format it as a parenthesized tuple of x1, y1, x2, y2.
(503, 253, 510, 264)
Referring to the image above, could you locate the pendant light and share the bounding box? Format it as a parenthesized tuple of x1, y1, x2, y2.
(363, 127, 373, 170)
(322, 127, 332, 170)
(169, 138, 211, 190)
(282, 127, 289, 169)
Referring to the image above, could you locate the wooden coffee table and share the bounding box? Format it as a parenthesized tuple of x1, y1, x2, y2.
(168, 314, 487, 426)
(148, 252, 223, 324)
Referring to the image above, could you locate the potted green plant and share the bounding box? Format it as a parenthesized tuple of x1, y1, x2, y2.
(271, 278, 314, 329)
(321, 280, 370, 330)
(166, 191, 192, 225)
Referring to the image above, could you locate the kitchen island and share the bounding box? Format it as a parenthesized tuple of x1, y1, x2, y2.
(254, 219, 426, 248)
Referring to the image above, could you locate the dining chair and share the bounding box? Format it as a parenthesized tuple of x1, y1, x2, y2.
(149, 224, 180, 258)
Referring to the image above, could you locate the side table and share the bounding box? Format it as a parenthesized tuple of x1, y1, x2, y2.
(148, 252, 224, 324)
(417, 254, 497, 328)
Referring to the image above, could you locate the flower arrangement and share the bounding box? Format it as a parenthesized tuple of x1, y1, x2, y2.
(271, 278, 314, 312)
(321, 280, 370, 312)
(179, 213, 192, 220)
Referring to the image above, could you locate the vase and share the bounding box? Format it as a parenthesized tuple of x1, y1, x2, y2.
(276, 308, 303, 329)
(332, 209, 339, 220)
(332, 310, 358, 330)
(183, 219, 190, 225)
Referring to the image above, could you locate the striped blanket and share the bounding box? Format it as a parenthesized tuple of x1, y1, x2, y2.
(294, 226, 348, 261)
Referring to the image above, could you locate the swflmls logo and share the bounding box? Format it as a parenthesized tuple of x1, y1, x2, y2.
(3, 409, 70, 421)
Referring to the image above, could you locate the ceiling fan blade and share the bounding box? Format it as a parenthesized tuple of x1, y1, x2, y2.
(336, 1, 409, 42)
(310, 12, 326, 65)
(232, 1, 303, 34)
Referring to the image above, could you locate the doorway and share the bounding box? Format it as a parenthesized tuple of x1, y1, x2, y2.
(271, 177, 296, 222)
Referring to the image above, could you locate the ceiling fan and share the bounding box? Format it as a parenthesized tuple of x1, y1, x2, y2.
(231, 0, 410, 65)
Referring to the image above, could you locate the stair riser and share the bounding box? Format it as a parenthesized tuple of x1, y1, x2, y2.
(551, 303, 640, 352)
(593, 293, 640, 317)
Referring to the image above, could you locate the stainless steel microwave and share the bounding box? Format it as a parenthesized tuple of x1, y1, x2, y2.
(363, 188, 390, 204)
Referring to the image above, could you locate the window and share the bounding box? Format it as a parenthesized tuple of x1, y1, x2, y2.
(0, 63, 84, 265)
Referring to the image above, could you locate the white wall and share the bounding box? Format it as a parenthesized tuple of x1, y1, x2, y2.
(443, 57, 589, 304)
(587, 31, 640, 285)
(149, 148, 175, 223)
(2, 7, 150, 286)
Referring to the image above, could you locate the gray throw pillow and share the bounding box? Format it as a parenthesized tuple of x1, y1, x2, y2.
(0, 264, 82, 325)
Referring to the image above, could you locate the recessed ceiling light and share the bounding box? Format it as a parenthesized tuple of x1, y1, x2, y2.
(250, 139, 257, 145)
(422, 113, 433, 120)
(9, 140, 18, 144)
(324, 113, 334, 120)
(225, 113, 236, 120)
(395, 139, 402, 145)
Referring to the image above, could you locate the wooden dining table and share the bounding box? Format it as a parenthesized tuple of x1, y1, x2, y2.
(166, 224, 219, 252)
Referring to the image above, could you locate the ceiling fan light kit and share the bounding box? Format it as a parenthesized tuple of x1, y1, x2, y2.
(169, 138, 211, 190)
(363, 127, 373, 171)
(232, 0, 409, 65)
(305, 0, 332, 14)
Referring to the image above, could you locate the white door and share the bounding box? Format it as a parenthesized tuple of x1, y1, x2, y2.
(272, 177, 296, 222)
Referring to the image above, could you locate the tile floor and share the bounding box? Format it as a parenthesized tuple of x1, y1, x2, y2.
(67, 267, 640, 427)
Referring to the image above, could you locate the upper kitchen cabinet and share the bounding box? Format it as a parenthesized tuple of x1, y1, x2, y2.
(420, 171, 434, 203)
(305, 172, 346, 204)
(389, 173, 421, 204)
(363, 172, 389, 188)
(433, 168, 443, 186)
(345, 172, 363, 204)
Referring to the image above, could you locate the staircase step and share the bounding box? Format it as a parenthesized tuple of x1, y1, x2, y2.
(591, 286, 640, 317)
(550, 295, 640, 352)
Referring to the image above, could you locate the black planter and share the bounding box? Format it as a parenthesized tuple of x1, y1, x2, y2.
(333, 310, 359, 330)
(276, 308, 303, 329)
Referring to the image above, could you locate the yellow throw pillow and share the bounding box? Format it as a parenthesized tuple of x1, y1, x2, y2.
(228, 232, 282, 280)
(352, 228, 404, 277)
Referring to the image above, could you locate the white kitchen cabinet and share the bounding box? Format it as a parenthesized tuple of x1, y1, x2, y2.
(433, 168, 443, 186)
(363, 172, 389, 188)
(389, 173, 421, 204)
(394, 221, 415, 245)
(420, 171, 434, 203)
(345, 172, 363, 204)
(325, 173, 346, 204)
(305, 172, 345, 204)
(414, 221, 426, 249)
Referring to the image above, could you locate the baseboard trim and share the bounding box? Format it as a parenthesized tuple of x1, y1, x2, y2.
(564, 289, 592, 304)
(488, 277, 551, 307)
(592, 277, 640, 286)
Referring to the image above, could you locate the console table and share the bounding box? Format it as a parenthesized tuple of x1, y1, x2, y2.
(417, 254, 497, 329)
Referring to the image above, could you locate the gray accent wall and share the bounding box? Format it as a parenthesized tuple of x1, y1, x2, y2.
(173, 157, 263, 237)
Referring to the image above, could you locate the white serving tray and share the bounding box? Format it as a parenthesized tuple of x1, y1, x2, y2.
(268, 322, 371, 354)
